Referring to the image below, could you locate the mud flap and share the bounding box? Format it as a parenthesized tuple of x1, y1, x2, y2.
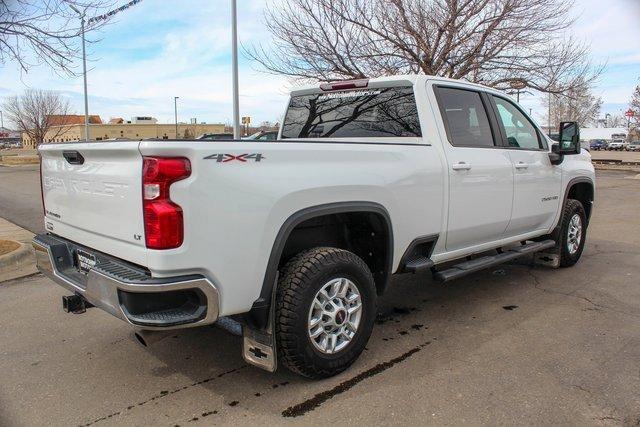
(534, 248, 561, 268)
(242, 327, 277, 372)
(242, 272, 278, 372)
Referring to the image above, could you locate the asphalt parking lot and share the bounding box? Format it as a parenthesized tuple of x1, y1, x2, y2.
(0, 164, 43, 233)
(0, 168, 639, 426)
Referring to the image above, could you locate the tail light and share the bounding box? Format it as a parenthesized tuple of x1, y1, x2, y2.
(142, 156, 191, 249)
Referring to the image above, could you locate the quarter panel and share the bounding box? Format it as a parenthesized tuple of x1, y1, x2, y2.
(139, 140, 444, 315)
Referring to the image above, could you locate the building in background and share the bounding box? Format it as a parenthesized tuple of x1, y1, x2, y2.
(580, 127, 628, 142)
(48, 115, 103, 126)
(130, 116, 157, 124)
(22, 115, 225, 148)
(0, 126, 21, 147)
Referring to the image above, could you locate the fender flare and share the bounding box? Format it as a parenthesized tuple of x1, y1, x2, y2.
(563, 176, 595, 221)
(548, 177, 595, 241)
(245, 201, 393, 329)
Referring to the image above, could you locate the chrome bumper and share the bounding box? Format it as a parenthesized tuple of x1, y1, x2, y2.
(32, 234, 220, 330)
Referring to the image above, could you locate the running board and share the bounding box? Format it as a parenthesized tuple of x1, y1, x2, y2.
(404, 256, 434, 273)
(433, 240, 556, 283)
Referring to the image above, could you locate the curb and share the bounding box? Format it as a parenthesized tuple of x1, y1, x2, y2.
(0, 241, 37, 283)
(593, 164, 640, 173)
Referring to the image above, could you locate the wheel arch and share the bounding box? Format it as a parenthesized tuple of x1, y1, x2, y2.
(564, 177, 594, 223)
(245, 202, 393, 329)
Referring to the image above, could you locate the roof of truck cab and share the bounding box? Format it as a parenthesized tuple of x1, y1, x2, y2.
(288, 74, 505, 97)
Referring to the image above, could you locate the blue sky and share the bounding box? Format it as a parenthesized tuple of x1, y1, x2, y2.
(0, 0, 638, 127)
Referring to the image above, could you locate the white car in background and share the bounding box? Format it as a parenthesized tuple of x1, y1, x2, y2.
(608, 139, 625, 150)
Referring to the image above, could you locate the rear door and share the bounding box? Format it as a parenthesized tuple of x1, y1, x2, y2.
(434, 85, 514, 252)
(488, 95, 561, 236)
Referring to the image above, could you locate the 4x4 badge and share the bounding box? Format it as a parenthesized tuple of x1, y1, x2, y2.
(204, 153, 265, 162)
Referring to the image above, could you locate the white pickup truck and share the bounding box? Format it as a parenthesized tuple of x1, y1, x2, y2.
(33, 75, 595, 378)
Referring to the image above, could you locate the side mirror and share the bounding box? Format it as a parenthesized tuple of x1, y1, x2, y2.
(558, 121, 580, 155)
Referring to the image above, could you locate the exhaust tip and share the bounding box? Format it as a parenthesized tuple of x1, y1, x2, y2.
(134, 332, 148, 347)
(133, 329, 172, 347)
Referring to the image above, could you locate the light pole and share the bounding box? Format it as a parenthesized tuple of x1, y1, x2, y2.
(231, 0, 240, 139)
(174, 96, 179, 139)
(548, 91, 552, 137)
(70, 4, 90, 141)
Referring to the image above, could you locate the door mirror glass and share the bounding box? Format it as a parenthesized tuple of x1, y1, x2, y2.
(558, 121, 580, 154)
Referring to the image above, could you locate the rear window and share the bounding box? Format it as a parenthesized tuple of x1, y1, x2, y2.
(281, 86, 421, 139)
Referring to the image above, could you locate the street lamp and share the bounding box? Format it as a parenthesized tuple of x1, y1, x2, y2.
(509, 79, 527, 103)
(174, 96, 179, 139)
(231, 0, 240, 139)
(70, 4, 90, 141)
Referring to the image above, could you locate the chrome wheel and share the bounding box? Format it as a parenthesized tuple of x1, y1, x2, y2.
(567, 213, 583, 255)
(307, 278, 362, 354)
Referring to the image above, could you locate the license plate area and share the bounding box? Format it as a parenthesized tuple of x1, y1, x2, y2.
(75, 249, 97, 274)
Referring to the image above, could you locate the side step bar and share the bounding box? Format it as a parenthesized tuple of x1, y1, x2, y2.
(404, 256, 434, 273)
(433, 240, 556, 283)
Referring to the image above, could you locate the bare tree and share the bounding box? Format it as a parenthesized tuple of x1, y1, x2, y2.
(542, 78, 602, 129)
(3, 89, 72, 145)
(0, 0, 117, 74)
(248, 0, 601, 94)
(605, 114, 627, 128)
(629, 83, 640, 126)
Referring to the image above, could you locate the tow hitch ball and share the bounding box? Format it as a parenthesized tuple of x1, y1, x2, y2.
(62, 294, 93, 314)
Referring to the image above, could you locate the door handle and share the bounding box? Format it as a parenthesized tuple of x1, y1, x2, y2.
(452, 162, 471, 171)
(63, 150, 85, 165)
(514, 161, 528, 169)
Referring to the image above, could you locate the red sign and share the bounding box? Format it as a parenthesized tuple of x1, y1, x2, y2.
(625, 109, 635, 118)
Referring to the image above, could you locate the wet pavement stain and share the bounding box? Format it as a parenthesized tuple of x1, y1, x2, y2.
(281, 343, 427, 418)
(376, 306, 415, 325)
(80, 366, 246, 426)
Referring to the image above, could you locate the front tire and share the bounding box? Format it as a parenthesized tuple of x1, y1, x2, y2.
(559, 199, 587, 267)
(275, 247, 377, 379)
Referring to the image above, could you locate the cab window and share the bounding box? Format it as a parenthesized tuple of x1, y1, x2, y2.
(492, 96, 542, 150)
(436, 87, 495, 147)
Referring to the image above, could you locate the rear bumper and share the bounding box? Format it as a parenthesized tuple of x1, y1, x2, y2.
(32, 234, 219, 330)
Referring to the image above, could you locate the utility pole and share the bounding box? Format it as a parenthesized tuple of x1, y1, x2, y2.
(70, 5, 90, 141)
(548, 92, 552, 137)
(231, 0, 240, 139)
(174, 96, 179, 139)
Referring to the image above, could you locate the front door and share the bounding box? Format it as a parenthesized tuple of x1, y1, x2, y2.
(490, 96, 561, 237)
(434, 86, 514, 252)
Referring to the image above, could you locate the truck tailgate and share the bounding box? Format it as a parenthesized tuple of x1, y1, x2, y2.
(39, 141, 147, 266)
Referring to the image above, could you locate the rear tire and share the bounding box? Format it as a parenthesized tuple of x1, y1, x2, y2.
(558, 199, 587, 267)
(275, 247, 377, 379)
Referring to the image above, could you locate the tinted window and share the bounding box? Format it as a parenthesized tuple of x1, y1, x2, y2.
(437, 88, 494, 147)
(493, 97, 541, 149)
(281, 87, 421, 138)
(257, 132, 277, 140)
